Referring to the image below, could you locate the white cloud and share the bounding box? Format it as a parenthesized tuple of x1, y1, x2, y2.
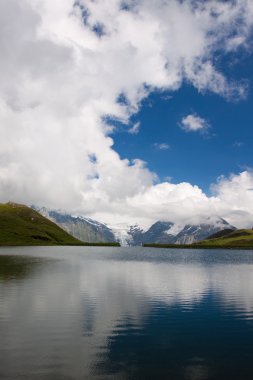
(90, 170, 253, 229)
(210, 170, 253, 228)
(128, 122, 140, 134)
(0, 0, 253, 227)
(180, 114, 209, 133)
(154, 143, 170, 150)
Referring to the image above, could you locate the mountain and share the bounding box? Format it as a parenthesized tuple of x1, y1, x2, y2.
(32, 206, 236, 247)
(126, 221, 174, 246)
(172, 217, 236, 244)
(107, 221, 175, 246)
(34, 207, 116, 244)
(205, 228, 235, 240)
(125, 217, 235, 246)
(109, 223, 137, 246)
(0, 202, 83, 246)
(199, 229, 253, 248)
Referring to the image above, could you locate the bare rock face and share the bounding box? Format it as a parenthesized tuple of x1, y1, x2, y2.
(33, 207, 116, 243)
(126, 217, 236, 246)
(33, 206, 236, 246)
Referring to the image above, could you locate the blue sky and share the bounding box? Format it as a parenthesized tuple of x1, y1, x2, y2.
(113, 52, 253, 194)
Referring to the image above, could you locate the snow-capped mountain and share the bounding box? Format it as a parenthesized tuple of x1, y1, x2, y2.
(119, 217, 236, 246)
(33, 206, 116, 243)
(172, 217, 236, 244)
(32, 207, 236, 246)
(126, 221, 174, 246)
(109, 223, 134, 246)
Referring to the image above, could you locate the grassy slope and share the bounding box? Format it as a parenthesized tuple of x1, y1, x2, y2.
(0, 202, 85, 246)
(144, 230, 253, 249)
(198, 229, 253, 248)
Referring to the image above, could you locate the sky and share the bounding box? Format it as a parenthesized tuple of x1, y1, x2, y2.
(1, 0, 253, 228)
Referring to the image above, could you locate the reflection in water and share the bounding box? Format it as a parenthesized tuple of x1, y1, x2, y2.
(0, 247, 253, 379)
(0, 255, 48, 281)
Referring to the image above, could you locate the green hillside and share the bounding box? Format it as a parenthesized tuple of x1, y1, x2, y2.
(144, 229, 253, 249)
(199, 229, 253, 248)
(0, 202, 84, 246)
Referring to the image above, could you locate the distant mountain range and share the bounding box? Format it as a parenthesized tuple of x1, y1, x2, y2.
(124, 217, 236, 245)
(33, 207, 236, 246)
(1, 202, 251, 248)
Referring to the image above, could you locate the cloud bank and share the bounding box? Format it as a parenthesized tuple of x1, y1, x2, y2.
(0, 0, 253, 227)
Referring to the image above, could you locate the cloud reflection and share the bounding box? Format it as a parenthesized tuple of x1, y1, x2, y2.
(1, 248, 253, 379)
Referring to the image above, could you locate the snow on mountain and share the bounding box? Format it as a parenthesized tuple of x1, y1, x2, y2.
(108, 223, 147, 246)
(173, 217, 236, 245)
(109, 223, 132, 246)
(165, 224, 184, 236)
(32, 206, 236, 246)
(32, 206, 116, 243)
(124, 217, 235, 246)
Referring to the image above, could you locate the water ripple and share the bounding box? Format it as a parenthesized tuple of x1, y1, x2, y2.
(1, 247, 253, 379)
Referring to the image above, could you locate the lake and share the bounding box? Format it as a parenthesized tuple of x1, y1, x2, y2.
(1, 247, 253, 380)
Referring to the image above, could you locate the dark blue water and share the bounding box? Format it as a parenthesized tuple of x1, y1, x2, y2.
(1, 246, 253, 380)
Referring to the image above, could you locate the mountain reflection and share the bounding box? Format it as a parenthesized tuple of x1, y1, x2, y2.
(0, 255, 48, 281)
(1, 247, 253, 380)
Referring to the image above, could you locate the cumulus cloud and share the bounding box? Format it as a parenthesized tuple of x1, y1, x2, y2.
(90, 170, 253, 229)
(210, 171, 253, 228)
(180, 114, 209, 133)
(0, 0, 253, 227)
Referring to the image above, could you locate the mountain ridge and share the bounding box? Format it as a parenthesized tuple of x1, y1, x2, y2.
(34, 206, 236, 246)
(0, 202, 84, 246)
(125, 217, 236, 246)
(33, 206, 116, 244)
(199, 229, 253, 248)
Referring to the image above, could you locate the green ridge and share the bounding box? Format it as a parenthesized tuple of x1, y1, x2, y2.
(0, 202, 85, 246)
(198, 229, 253, 248)
(0, 202, 120, 246)
(144, 229, 253, 249)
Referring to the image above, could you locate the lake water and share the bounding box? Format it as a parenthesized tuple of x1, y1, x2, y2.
(1, 247, 253, 380)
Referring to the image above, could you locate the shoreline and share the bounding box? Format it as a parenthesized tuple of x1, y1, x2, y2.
(143, 244, 253, 250)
